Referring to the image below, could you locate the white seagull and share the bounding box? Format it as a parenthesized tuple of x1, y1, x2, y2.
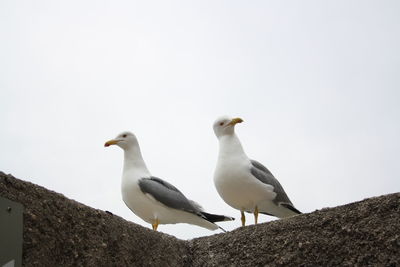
(213, 116, 301, 226)
(105, 131, 233, 231)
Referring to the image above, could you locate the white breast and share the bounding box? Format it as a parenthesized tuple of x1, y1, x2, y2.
(121, 172, 156, 224)
(214, 135, 276, 212)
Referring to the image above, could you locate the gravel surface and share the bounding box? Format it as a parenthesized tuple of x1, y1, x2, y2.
(190, 192, 400, 266)
(1, 171, 399, 266)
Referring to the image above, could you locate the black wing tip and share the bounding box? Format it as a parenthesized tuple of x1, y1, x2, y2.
(218, 225, 227, 232)
(281, 203, 302, 214)
(201, 212, 235, 223)
(220, 215, 235, 221)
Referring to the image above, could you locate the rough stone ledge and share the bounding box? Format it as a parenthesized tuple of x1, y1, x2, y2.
(1, 171, 399, 266)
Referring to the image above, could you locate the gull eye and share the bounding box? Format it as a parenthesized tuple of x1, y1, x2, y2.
(219, 122, 224, 126)
(122, 134, 127, 138)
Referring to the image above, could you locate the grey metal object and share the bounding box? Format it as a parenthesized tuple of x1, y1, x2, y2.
(0, 197, 23, 267)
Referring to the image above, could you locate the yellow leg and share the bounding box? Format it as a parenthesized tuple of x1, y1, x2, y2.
(254, 206, 259, 224)
(241, 211, 246, 227)
(152, 218, 159, 231)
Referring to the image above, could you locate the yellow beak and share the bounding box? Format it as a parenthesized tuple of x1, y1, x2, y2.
(104, 139, 119, 147)
(228, 117, 244, 126)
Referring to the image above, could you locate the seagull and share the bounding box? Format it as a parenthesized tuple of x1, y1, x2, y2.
(213, 116, 301, 227)
(105, 131, 234, 231)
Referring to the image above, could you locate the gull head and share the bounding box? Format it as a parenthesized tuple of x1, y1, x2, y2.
(104, 131, 138, 150)
(213, 116, 243, 138)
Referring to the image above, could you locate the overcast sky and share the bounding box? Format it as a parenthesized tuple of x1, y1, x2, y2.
(1, 1, 399, 239)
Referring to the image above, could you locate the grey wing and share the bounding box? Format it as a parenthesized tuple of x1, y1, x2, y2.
(250, 160, 296, 208)
(138, 176, 200, 214)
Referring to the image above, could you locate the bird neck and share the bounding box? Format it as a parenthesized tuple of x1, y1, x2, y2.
(218, 134, 247, 158)
(123, 146, 150, 176)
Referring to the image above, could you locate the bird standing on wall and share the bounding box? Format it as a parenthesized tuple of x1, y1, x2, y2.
(105, 131, 234, 231)
(213, 116, 301, 226)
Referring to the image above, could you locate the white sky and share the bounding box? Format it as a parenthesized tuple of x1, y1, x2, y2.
(1, 1, 399, 239)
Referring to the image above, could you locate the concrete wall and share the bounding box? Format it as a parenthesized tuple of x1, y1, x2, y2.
(1, 171, 399, 266)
